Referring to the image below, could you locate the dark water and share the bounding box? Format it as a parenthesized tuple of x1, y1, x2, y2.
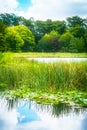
(0, 97, 87, 130)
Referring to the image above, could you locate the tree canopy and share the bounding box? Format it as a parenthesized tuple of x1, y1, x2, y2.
(0, 13, 87, 52)
(5, 25, 35, 52)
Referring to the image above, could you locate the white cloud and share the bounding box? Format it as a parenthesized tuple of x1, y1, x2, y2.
(0, 0, 18, 13)
(72, 0, 87, 2)
(0, 0, 87, 20)
(17, 0, 87, 20)
(18, 0, 70, 20)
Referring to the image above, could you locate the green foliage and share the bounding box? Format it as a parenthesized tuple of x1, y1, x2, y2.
(0, 13, 22, 26)
(0, 13, 87, 52)
(38, 30, 60, 51)
(5, 27, 24, 52)
(70, 37, 85, 52)
(52, 20, 66, 34)
(0, 52, 14, 64)
(3, 89, 87, 106)
(14, 25, 35, 51)
(0, 20, 8, 52)
(0, 53, 87, 91)
(59, 31, 73, 51)
(33, 19, 66, 43)
(66, 16, 86, 28)
(69, 25, 85, 38)
(0, 33, 8, 52)
(5, 25, 35, 52)
(84, 29, 87, 52)
(0, 53, 87, 106)
(0, 20, 7, 33)
(38, 34, 51, 51)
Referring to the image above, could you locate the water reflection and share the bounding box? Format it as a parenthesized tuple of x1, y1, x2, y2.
(0, 96, 87, 130)
(81, 114, 87, 130)
(17, 100, 40, 123)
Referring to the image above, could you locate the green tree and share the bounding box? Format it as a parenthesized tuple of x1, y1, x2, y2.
(49, 30, 60, 51)
(52, 20, 66, 34)
(0, 33, 7, 52)
(0, 13, 24, 26)
(38, 34, 51, 51)
(69, 25, 85, 38)
(0, 20, 7, 33)
(33, 19, 66, 44)
(70, 37, 85, 52)
(59, 31, 73, 52)
(14, 25, 35, 51)
(0, 20, 8, 51)
(66, 16, 86, 28)
(38, 30, 60, 52)
(66, 16, 86, 38)
(23, 17, 35, 34)
(83, 30, 87, 52)
(5, 27, 24, 52)
(5, 25, 35, 52)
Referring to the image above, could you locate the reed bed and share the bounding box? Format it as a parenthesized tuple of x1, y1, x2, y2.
(0, 53, 87, 91)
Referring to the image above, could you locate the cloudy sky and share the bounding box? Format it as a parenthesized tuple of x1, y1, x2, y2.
(0, 0, 87, 20)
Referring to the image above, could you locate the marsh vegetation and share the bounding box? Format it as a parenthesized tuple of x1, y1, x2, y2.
(0, 52, 87, 106)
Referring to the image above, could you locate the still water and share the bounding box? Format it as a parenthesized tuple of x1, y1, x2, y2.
(27, 58, 87, 63)
(0, 97, 87, 130)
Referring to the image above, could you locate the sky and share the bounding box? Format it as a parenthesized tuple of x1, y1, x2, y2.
(0, 0, 87, 20)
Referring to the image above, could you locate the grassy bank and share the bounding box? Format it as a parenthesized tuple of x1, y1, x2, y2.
(14, 52, 87, 58)
(0, 52, 87, 106)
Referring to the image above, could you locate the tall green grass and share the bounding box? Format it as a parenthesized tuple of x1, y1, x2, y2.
(0, 53, 87, 91)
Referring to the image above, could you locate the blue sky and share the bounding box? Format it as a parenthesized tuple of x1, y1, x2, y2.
(17, 0, 32, 11)
(0, 0, 87, 20)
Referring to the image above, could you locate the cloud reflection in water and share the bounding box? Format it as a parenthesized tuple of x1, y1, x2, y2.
(0, 97, 87, 130)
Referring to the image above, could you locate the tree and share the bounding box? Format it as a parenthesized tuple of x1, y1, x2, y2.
(5, 25, 35, 52)
(23, 17, 35, 32)
(0, 13, 25, 26)
(66, 16, 86, 28)
(49, 30, 60, 51)
(0, 20, 7, 33)
(14, 25, 35, 51)
(66, 16, 86, 38)
(33, 19, 66, 44)
(5, 27, 24, 52)
(59, 31, 73, 52)
(52, 20, 66, 34)
(83, 29, 87, 52)
(0, 20, 8, 51)
(70, 37, 85, 52)
(38, 34, 51, 52)
(0, 33, 7, 52)
(38, 30, 60, 52)
(69, 25, 85, 38)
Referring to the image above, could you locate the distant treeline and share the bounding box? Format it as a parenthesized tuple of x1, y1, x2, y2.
(0, 13, 87, 52)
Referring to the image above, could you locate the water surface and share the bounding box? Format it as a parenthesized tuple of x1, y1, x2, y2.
(0, 97, 87, 130)
(27, 57, 87, 63)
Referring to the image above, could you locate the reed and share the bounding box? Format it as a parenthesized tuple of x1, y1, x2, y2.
(0, 53, 87, 91)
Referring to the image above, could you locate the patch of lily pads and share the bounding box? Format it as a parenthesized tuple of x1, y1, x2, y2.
(1, 88, 87, 107)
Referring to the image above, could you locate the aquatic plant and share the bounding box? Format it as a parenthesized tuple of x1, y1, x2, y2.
(0, 52, 87, 106)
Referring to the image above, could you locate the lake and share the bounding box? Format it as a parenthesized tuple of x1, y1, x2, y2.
(0, 96, 87, 130)
(27, 58, 87, 63)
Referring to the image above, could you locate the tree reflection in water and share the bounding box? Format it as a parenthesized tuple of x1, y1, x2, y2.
(1, 97, 86, 118)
